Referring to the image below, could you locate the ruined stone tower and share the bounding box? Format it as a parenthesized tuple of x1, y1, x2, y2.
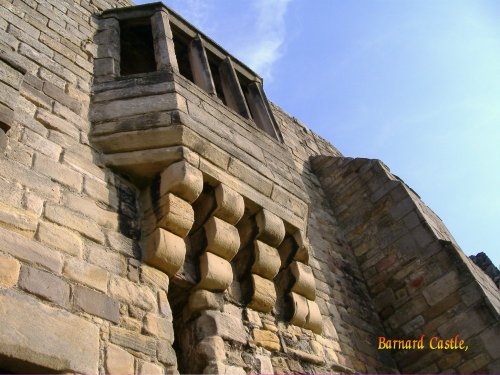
(0, 1, 498, 374)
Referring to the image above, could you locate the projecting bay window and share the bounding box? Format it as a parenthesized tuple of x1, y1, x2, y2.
(97, 3, 282, 141)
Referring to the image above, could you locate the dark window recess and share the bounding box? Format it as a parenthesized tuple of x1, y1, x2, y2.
(0, 114, 11, 152)
(171, 25, 194, 83)
(206, 51, 226, 105)
(0, 127, 7, 152)
(120, 19, 156, 75)
(236, 71, 253, 119)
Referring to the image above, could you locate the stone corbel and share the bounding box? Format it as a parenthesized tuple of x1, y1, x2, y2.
(287, 260, 322, 333)
(247, 209, 285, 313)
(196, 183, 244, 292)
(142, 160, 203, 277)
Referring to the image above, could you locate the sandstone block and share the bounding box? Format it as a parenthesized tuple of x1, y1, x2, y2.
(62, 192, 118, 230)
(203, 361, 226, 375)
(33, 153, 82, 191)
(110, 326, 157, 356)
(158, 290, 173, 320)
(198, 252, 233, 291)
(21, 127, 61, 159)
(480, 326, 500, 360)
(45, 204, 104, 244)
(92, 93, 181, 122)
(224, 365, 246, 375)
(87, 243, 126, 275)
(153, 193, 194, 238)
(0, 256, 20, 287)
(196, 336, 226, 362)
(107, 231, 135, 256)
(305, 299, 323, 334)
(158, 340, 178, 366)
(139, 361, 163, 375)
(255, 355, 274, 374)
(0, 226, 62, 274)
(0, 291, 99, 374)
(204, 216, 240, 261)
(253, 329, 280, 351)
(35, 108, 79, 139)
(0, 201, 38, 233)
(106, 344, 134, 375)
(141, 264, 170, 290)
(289, 292, 308, 327)
(144, 313, 174, 342)
(109, 276, 156, 311)
(19, 265, 70, 307)
(64, 257, 108, 292)
(245, 308, 262, 327)
(74, 285, 120, 323)
(195, 310, 248, 344)
(255, 209, 285, 247)
(248, 274, 276, 313)
(37, 220, 83, 257)
(143, 228, 186, 277)
(422, 270, 461, 306)
(290, 261, 316, 300)
(213, 183, 244, 225)
(252, 240, 280, 279)
(188, 289, 223, 313)
(160, 160, 203, 203)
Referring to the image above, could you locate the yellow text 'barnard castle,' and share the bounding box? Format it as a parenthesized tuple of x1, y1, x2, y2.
(378, 335, 469, 351)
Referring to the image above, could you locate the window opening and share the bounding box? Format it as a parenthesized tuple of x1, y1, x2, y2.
(206, 51, 226, 105)
(171, 25, 194, 83)
(236, 71, 254, 120)
(0, 124, 8, 152)
(120, 18, 156, 76)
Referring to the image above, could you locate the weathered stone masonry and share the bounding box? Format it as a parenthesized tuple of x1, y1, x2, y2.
(0, 0, 498, 374)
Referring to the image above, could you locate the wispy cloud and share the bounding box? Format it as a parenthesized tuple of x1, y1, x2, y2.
(167, 0, 216, 35)
(237, 0, 292, 80)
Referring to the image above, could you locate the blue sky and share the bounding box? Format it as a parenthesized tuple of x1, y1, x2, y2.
(137, 0, 499, 267)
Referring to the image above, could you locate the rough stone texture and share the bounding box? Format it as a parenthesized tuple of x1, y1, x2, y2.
(252, 240, 281, 279)
(0, 291, 99, 374)
(106, 344, 135, 375)
(64, 256, 108, 292)
(74, 285, 120, 323)
(253, 329, 280, 351)
(204, 216, 240, 261)
(19, 265, 70, 307)
(198, 251, 233, 291)
(213, 183, 244, 225)
(312, 156, 500, 373)
(143, 228, 186, 277)
(0, 255, 20, 287)
(0, 1, 498, 374)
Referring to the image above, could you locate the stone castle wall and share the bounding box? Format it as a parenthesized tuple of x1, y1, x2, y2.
(0, 1, 498, 374)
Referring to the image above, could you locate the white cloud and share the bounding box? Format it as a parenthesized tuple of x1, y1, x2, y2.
(166, 0, 216, 34)
(237, 0, 292, 80)
(161, 0, 292, 80)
